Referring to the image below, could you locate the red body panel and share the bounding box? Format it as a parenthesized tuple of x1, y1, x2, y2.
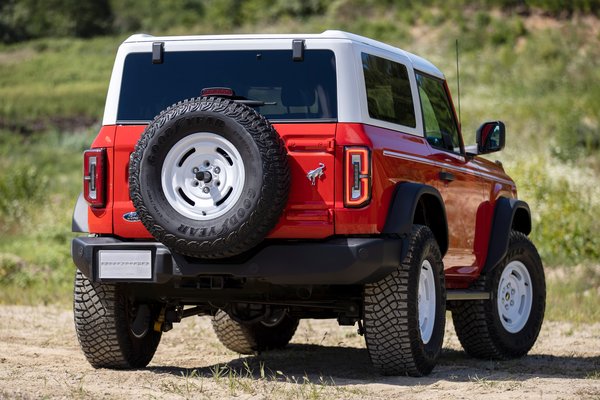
(334, 123, 501, 287)
(93, 123, 338, 240)
(87, 126, 116, 234)
(112, 126, 149, 238)
(88, 119, 514, 287)
(267, 123, 336, 238)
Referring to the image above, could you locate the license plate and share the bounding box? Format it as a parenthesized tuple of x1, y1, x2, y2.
(98, 250, 152, 279)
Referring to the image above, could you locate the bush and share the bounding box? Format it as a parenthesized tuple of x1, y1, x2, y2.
(0, 0, 112, 43)
(510, 156, 600, 265)
(110, 0, 205, 33)
(0, 165, 49, 231)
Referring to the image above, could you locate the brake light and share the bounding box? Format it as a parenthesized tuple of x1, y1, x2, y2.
(83, 148, 106, 208)
(344, 146, 371, 207)
(201, 87, 235, 97)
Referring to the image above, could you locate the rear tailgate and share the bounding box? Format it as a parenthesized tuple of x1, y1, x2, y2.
(111, 123, 336, 239)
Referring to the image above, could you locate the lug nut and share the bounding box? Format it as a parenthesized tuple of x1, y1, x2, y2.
(214, 167, 221, 174)
(510, 300, 514, 306)
(192, 181, 199, 187)
(202, 187, 210, 194)
(204, 161, 210, 167)
(192, 167, 199, 174)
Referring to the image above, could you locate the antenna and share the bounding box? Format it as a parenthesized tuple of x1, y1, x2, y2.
(455, 39, 462, 125)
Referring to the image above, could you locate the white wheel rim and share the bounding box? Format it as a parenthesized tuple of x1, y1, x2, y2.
(497, 260, 533, 333)
(418, 260, 436, 344)
(161, 132, 245, 220)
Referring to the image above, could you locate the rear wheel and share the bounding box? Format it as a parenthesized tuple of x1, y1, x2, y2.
(73, 270, 162, 369)
(212, 310, 299, 354)
(451, 231, 545, 359)
(363, 225, 446, 376)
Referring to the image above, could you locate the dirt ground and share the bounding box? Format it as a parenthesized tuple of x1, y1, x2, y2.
(0, 305, 598, 399)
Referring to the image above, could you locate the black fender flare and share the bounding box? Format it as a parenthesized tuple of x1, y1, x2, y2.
(382, 182, 448, 258)
(72, 192, 89, 233)
(482, 197, 532, 274)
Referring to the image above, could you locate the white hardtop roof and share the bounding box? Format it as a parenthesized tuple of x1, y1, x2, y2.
(124, 30, 444, 79)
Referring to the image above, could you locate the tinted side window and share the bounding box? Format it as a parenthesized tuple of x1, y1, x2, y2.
(416, 72, 461, 153)
(362, 53, 416, 128)
(117, 50, 337, 122)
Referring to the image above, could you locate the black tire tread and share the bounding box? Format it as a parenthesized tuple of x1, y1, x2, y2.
(73, 270, 161, 368)
(363, 225, 446, 376)
(211, 310, 298, 354)
(212, 310, 256, 354)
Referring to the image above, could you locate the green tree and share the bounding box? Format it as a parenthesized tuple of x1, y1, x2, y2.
(0, 0, 112, 43)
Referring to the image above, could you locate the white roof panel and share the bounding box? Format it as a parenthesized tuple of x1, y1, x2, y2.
(122, 30, 444, 79)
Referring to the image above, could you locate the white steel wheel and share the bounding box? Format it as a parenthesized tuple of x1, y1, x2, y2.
(496, 260, 533, 333)
(418, 260, 436, 344)
(161, 132, 245, 220)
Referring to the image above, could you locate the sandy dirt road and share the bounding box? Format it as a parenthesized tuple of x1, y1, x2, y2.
(0, 305, 599, 399)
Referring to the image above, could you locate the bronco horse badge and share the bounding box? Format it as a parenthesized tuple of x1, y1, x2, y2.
(307, 163, 325, 185)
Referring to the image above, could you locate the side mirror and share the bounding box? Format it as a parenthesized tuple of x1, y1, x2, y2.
(476, 121, 505, 154)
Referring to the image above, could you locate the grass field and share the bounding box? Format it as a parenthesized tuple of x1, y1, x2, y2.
(0, 6, 599, 321)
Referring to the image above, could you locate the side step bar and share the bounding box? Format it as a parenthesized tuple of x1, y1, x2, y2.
(447, 290, 491, 301)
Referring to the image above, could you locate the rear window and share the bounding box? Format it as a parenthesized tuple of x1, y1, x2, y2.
(117, 50, 337, 122)
(362, 52, 416, 128)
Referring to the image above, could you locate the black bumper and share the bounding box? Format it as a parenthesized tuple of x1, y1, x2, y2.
(71, 236, 403, 285)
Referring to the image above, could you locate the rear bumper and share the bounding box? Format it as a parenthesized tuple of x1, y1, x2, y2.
(71, 236, 402, 285)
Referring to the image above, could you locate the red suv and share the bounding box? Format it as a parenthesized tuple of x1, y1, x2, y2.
(71, 31, 545, 376)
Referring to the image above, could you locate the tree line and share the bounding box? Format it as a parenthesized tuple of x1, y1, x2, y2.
(1, 0, 598, 44)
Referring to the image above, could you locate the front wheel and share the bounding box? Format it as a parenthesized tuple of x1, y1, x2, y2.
(363, 225, 446, 376)
(451, 231, 546, 359)
(212, 310, 299, 354)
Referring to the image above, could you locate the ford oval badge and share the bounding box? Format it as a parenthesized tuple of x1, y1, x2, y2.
(123, 211, 140, 222)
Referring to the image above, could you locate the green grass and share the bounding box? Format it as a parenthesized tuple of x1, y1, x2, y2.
(0, 128, 94, 304)
(0, 37, 120, 127)
(545, 265, 600, 323)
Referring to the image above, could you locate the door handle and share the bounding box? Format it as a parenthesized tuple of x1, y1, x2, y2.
(439, 171, 455, 182)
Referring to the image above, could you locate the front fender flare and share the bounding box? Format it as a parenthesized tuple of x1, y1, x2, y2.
(482, 197, 532, 274)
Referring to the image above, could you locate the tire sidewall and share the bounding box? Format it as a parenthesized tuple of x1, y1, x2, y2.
(488, 235, 546, 355)
(411, 236, 446, 368)
(137, 106, 263, 244)
(119, 298, 163, 366)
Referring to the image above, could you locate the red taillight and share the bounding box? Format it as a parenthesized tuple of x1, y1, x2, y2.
(83, 148, 106, 208)
(201, 87, 235, 97)
(344, 146, 371, 207)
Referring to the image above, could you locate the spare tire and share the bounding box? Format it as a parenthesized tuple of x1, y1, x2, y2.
(129, 97, 289, 259)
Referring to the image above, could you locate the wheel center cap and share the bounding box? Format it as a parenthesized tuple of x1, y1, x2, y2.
(195, 170, 213, 183)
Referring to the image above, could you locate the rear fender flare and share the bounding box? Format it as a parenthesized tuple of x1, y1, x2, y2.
(382, 182, 448, 258)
